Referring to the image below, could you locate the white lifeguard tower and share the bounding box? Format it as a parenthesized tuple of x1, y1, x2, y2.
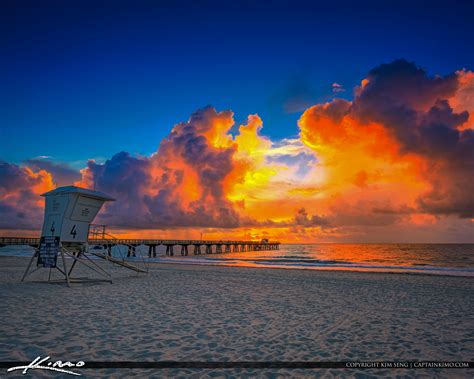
(22, 186, 148, 286)
(40, 186, 115, 244)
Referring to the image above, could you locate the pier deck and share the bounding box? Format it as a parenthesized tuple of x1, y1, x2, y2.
(0, 237, 280, 257)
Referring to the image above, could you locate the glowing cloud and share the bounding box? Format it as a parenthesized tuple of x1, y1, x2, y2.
(0, 161, 54, 230)
(1, 60, 473, 242)
(299, 59, 474, 234)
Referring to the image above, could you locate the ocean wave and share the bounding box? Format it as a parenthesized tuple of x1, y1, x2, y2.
(201, 256, 353, 265)
(149, 256, 474, 277)
(2, 245, 473, 277)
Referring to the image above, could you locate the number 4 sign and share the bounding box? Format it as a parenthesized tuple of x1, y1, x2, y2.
(59, 221, 87, 243)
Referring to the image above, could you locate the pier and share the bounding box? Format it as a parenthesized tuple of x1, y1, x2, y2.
(0, 237, 280, 257)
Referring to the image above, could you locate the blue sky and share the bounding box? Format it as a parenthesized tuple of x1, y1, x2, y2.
(1, 0, 473, 166)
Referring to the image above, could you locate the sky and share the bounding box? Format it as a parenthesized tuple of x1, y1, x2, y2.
(1, 0, 474, 242)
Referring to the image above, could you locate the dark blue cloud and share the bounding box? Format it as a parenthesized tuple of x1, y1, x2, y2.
(350, 60, 474, 217)
(0, 161, 45, 229)
(25, 159, 81, 186)
(85, 107, 241, 229)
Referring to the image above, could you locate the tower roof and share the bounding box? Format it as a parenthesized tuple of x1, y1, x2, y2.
(41, 186, 115, 201)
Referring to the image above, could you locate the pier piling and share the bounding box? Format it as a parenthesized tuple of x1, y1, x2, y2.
(0, 237, 280, 259)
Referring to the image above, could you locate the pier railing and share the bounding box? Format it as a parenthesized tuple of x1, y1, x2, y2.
(0, 237, 41, 246)
(0, 236, 280, 245)
(0, 236, 280, 257)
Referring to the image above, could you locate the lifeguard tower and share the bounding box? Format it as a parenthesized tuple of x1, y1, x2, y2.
(41, 186, 115, 245)
(21, 186, 148, 286)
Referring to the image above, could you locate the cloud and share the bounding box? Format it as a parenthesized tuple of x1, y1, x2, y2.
(299, 59, 474, 221)
(0, 161, 53, 229)
(76, 107, 323, 231)
(25, 159, 81, 186)
(77, 107, 243, 229)
(1, 59, 473, 242)
(294, 207, 328, 227)
(332, 82, 345, 93)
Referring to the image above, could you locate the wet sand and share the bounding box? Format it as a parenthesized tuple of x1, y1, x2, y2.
(0, 256, 473, 378)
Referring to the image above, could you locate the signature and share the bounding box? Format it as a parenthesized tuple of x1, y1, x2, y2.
(7, 356, 85, 376)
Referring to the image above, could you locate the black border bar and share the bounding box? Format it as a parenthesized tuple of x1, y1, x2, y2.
(1, 362, 473, 369)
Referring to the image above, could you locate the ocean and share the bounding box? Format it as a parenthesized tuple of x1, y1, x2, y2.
(186, 243, 474, 277)
(2, 243, 473, 277)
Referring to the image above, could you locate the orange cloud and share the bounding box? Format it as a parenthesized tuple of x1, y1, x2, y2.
(297, 60, 474, 238)
(450, 69, 474, 131)
(2, 60, 474, 242)
(0, 162, 54, 230)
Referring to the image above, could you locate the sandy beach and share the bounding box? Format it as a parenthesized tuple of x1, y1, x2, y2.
(1, 256, 473, 378)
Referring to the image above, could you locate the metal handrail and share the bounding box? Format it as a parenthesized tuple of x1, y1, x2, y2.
(1, 236, 281, 246)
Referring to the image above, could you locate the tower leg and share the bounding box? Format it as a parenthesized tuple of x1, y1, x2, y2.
(68, 250, 82, 276)
(21, 249, 38, 282)
(60, 249, 71, 288)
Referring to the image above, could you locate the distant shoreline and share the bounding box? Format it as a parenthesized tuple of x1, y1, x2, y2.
(1, 250, 473, 278)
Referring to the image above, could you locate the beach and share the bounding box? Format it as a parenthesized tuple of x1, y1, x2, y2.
(1, 256, 473, 378)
